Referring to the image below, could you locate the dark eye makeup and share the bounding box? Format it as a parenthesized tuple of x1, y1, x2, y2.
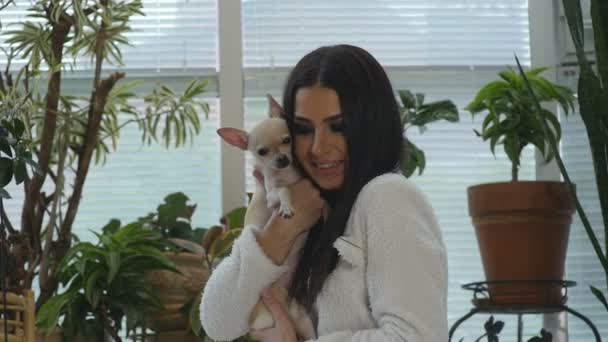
(292, 116, 345, 135)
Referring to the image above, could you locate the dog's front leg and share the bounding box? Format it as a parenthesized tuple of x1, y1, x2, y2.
(277, 187, 294, 219)
(244, 178, 273, 228)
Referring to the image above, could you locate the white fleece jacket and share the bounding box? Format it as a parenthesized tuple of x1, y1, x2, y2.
(200, 173, 448, 341)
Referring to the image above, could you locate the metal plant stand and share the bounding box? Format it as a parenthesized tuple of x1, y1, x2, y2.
(449, 280, 602, 342)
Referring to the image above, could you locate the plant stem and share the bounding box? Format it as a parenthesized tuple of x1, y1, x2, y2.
(39, 115, 69, 288)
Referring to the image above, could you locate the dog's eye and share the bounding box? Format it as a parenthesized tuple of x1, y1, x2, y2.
(258, 147, 269, 156)
(282, 136, 291, 144)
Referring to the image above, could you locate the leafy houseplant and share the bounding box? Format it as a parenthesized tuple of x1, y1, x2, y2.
(187, 206, 253, 342)
(466, 68, 575, 181)
(35, 220, 178, 342)
(0, 0, 209, 310)
(139, 192, 212, 333)
(139, 192, 246, 336)
(397, 89, 459, 177)
(465, 67, 577, 306)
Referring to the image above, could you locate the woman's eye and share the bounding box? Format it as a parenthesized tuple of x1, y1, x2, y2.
(293, 124, 313, 135)
(330, 121, 345, 132)
(258, 147, 268, 156)
(282, 136, 292, 144)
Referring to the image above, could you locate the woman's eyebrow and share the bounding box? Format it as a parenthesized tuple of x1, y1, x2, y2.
(293, 113, 344, 123)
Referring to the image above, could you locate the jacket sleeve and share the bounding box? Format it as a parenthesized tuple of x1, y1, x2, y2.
(200, 225, 289, 341)
(306, 179, 448, 342)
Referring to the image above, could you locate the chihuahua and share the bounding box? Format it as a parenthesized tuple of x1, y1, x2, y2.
(216, 95, 316, 340)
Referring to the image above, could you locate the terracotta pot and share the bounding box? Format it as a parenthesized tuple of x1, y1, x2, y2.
(145, 252, 209, 332)
(468, 181, 574, 306)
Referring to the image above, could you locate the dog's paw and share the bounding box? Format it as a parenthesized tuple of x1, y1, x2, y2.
(279, 206, 294, 219)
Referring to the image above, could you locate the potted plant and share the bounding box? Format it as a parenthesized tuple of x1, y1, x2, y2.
(0, 0, 209, 312)
(397, 89, 459, 177)
(139, 192, 246, 336)
(465, 67, 576, 306)
(35, 219, 178, 342)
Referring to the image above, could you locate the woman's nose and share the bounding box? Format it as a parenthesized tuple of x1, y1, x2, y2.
(311, 130, 330, 156)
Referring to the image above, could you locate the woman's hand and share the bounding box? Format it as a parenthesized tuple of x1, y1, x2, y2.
(279, 177, 325, 235)
(249, 289, 299, 342)
(254, 172, 324, 265)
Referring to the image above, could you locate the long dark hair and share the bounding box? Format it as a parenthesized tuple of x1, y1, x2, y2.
(283, 45, 403, 312)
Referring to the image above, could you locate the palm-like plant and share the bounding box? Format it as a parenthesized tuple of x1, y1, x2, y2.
(36, 221, 178, 341)
(466, 68, 575, 181)
(0, 0, 209, 308)
(398, 90, 459, 177)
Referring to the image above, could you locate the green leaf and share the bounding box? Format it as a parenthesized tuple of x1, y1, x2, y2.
(12, 118, 25, 138)
(590, 285, 608, 312)
(466, 80, 509, 113)
(399, 140, 417, 178)
(0, 188, 11, 199)
(106, 251, 121, 283)
(210, 229, 243, 260)
(398, 90, 416, 110)
(170, 221, 193, 239)
(0, 157, 13, 187)
(36, 292, 73, 333)
(102, 219, 122, 235)
(13, 158, 26, 184)
(84, 269, 104, 307)
(221, 206, 247, 230)
(0, 139, 13, 157)
(414, 100, 459, 126)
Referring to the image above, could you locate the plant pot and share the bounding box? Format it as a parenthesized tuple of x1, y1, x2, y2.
(145, 252, 209, 332)
(467, 181, 574, 307)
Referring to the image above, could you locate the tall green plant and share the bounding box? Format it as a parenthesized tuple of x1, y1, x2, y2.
(518, 0, 608, 312)
(397, 89, 459, 177)
(466, 68, 575, 181)
(0, 0, 209, 308)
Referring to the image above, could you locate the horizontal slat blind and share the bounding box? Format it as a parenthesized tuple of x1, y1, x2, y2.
(242, 0, 530, 67)
(0, 0, 217, 72)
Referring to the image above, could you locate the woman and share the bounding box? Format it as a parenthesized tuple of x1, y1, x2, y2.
(201, 44, 448, 341)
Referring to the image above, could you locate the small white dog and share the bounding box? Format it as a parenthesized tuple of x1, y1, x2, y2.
(216, 95, 316, 340)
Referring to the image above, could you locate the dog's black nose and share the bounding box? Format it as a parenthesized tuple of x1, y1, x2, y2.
(276, 155, 290, 169)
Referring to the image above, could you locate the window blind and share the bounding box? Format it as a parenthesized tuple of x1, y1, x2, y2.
(1, 0, 221, 241)
(0, 0, 217, 73)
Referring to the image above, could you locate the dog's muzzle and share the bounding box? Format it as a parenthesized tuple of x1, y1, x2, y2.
(275, 155, 291, 169)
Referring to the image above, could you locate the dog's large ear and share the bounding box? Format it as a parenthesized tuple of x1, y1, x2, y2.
(217, 128, 248, 150)
(267, 94, 286, 118)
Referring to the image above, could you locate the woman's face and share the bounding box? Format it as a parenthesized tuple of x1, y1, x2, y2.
(292, 85, 347, 190)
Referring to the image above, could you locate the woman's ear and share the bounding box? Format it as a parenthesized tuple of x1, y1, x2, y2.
(267, 94, 286, 118)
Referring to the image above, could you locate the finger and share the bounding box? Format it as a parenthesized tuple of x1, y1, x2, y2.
(261, 289, 289, 322)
